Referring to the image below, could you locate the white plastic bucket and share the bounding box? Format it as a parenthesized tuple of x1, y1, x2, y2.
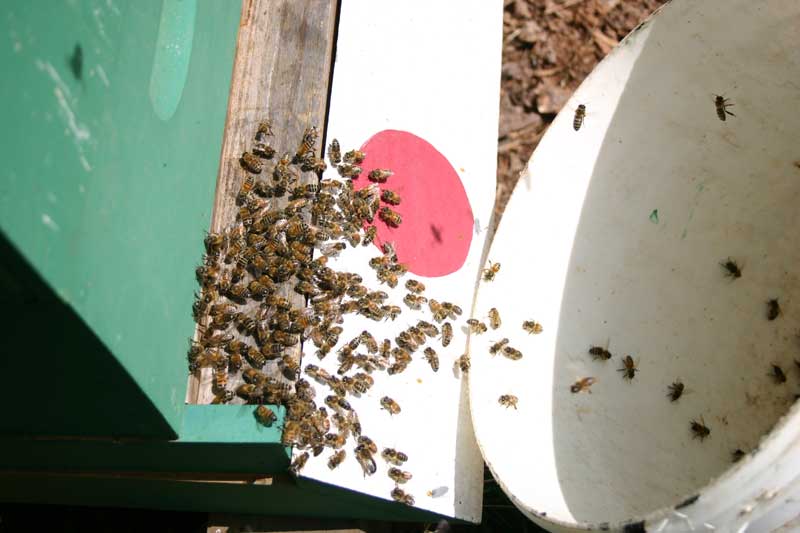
(469, 0, 800, 531)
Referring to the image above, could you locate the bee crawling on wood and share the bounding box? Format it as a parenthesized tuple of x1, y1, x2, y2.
(767, 298, 781, 321)
(769, 363, 787, 384)
(240, 151, 263, 174)
(667, 380, 685, 402)
(498, 394, 518, 409)
(482, 261, 500, 281)
(573, 104, 586, 131)
(570, 377, 596, 393)
(720, 257, 742, 279)
(714, 94, 735, 121)
(618, 355, 638, 381)
(690, 416, 711, 441)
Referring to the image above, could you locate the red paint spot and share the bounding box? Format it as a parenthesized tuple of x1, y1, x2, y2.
(354, 130, 473, 277)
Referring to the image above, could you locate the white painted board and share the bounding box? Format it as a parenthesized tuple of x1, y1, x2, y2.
(295, 0, 503, 523)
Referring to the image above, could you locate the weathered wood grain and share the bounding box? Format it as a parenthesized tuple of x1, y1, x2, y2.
(187, 0, 338, 404)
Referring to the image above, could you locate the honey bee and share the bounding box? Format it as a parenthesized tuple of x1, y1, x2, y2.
(281, 420, 301, 446)
(380, 189, 401, 205)
(690, 416, 711, 441)
(482, 261, 500, 282)
(289, 452, 310, 476)
(381, 448, 408, 465)
(522, 320, 544, 335)
(236, 383, 262, 402)
(236, 174, 255, 205)
(720, 257, 742, 279)
(382, 305, 402, 320)
(368, 168, 393, 183)
(254, 405, 277, 426)
(213, 368, 228, 391)
(255, 120, 273, 139)
(484, 308, 501, 329)
(499, 394, 519, 409)
(667, 380, 685, 402)
(767, 298, 781, 321)
(359, 330, 379, 353)
(281, 355, 301, 380)
(769, 363, 787, 384)
(240, 151, 263, 174)
(714, 95, 735, 121)
(211, 390, 235, 404)
(424, 347, 440, 372)
(732, 449, 746, 463)
(337, 163, 362, 178)
(204, 231, 225, 256)
(377, 269, 399, 288)
(242, 368, 267, 386)
(227, 351, 244, 372)
(321, 242, 346, 257)
(403, 293, 428, 310)
(294, 126, 318, 162)
(388, 467, 413, 484)
(404, 279, 425, 294)
(253, 142, 275, 159)
(456, 353, 470, 374)
(323, 432, 347, 449)
(390, 487, 415, 506)
(573, 104, 586, 131)
(328, 449, 346, 470)
(227, 283, 249, 301)
(618, 355, 638, 380)
(355, 444, 377, 476)
(589, 345, 612, 361)
(502, 346, 523, 360)
(380, 396, 401, 415)
(245, 346, 267, 368)
(489, 338, 510, 355)
(467, 318, 488, 334)
(570, 377, 597, 393)
(379, 207, 402, 228)
(416, 320, 439, 338)
(441, 322, 453, 347)
(343, 149, 366, 164)
(328, 138, 342, 166)
(363, 225, 377, 246)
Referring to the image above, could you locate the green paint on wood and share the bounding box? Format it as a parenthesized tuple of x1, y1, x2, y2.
(649, 209, 659, 224)
(0, 1, 240, 437)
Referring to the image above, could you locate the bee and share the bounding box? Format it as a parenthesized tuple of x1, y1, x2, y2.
(211, 390, 235, 404)
(573, 104, 586, 131)
(379, 207, 402, 228)
(381, 189, 401, 205)
(245, 346, 267, 368)
(720, 257, 742, 279)
(618, 355, 638, 380)
(204, 231, 225, 256)
(382, 305, 402, 320)
(363, 226, 377, 246)
(417, 320, 439, 337)
(690, 416, 711, 441)
(213, 368, 228, 391)
(328, 449, 346, 470)
(424, 347, 440, 372)
(356, 435, 378, 455)
(403, 293, 428, 310)
(388, 468, 413, 484)
(441, 322, 453, 347)
(714, 95, 735, 121)
(294, 126, 318, 162)
(254, 405, 277, 426)
(488, 308, 501, 330)
(667, 380, 685, 402)
(456, 353, 470, 374)
(502, 346, 523, 360)
(570, 377, 597, 393)
(732, 449, 746, 463)
(253, 142, 275, 159)
(368, 168, 393, 183)
(381, 448, 408, 465)
(255, 120, 273, 139)
(281, 421, 301, 446)
(769, 363, 787, 384)
(355, 444, 377, 476)
(227, 352, 244, 372)
(227, 283, 249, 301)
(359, 330, 378, 353)
(466, 318, 488, 334)
(324, 432, 346, 449)
(499, 394, 519, 409)
(489, 338, 510, 355)
(321, 242, 346, 257)
(767, 298, 781, 321)
(236, 383, 261, 402)
(337, 163, 362, 178)
(236, 174, 255, 205)
(377, 269, 399, 288)
(482, 261, 501, 281)
(281, 355, 301, 380)
(328, 138, 342, 166)
(522, 320, 544, 335)
(380, 396, 401, 415)
(343, 149, 366, 164)
(404, 279, 425, 294)
(240, 152, 263, 174)
(289, 452, 310, 476)
(390, 487, 415, 506)
(589, 345, 612, 360)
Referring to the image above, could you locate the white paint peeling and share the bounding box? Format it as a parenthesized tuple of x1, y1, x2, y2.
(41, 213, 60, 232)
(105, 0, 121, 16)
(53, 87, 90, 142)
(47, 192, 58, 204)
(79, 154, 92, 172)
(92, 7, 109, 43)
(96, 64, 110, 87)
(35, 59, 72, 101)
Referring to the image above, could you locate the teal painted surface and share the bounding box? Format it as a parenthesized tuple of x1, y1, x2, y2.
(0, 1, 240, 436)
(181, 405, 289, 446)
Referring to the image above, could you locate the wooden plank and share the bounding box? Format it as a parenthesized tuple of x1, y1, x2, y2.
(294, 0, 504, 523)
(187, 0, 338, 404)
(208, 514, 392, 533)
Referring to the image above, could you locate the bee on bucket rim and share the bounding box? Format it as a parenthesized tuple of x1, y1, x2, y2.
(441, 322, 453, 347)
(714, 94, 735, 121)
(499, 394, 518, 409)
(570, 377, 596, 393)
(380, 396, 401, 415)
(488, 308, 501, 330)
(767, 298, 781, 321)
(424, 347, 440, 372)
(573, 104, 586, 131)
(618, 355, 638, 380)
(667, 380, 685, 402)
(690, 416, 711, 441)
(720, 257, 742, 279)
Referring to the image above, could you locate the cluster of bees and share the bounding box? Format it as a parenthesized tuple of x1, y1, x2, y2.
(189, 120, 493, 507)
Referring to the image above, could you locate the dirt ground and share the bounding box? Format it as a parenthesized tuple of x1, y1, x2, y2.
(495, 0, 668, 222)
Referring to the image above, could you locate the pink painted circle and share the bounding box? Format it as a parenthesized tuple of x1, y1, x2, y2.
(354, 130, 474, 277)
